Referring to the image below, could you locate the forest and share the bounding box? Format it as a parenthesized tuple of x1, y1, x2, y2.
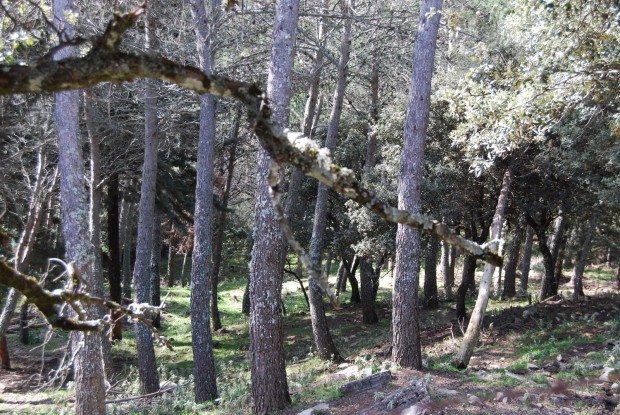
(0, 0, 619, 414)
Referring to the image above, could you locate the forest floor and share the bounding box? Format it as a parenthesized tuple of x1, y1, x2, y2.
(0, 263, 619, 415)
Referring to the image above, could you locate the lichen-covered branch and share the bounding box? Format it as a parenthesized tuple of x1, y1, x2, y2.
(0, 4, 501, 285)
(0, 261, 172, 349)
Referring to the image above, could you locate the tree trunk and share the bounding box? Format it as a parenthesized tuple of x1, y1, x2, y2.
(456, 255, 476, 321)
(150, 210, 162, 329)
(166, 224, 175, 287)
(121, 197, 134, 300)
(181, 248, 190, 288)
(306, 0, 353, 362)
(19, 303, 29, 345)
(211, 110, 240, 331)
(0, 335, 10, 370)
(441, 241, 455, 300)
(423, 237, 440, 309)
(360, 258, 378, 324)
(573, 218, 596, 300)
(132, 6, 160, 394)
(249, 0, 299, 411)
(190, 0, 219, 402)
(107, 173, 123, 340)
(454, 166, 512, 369)
(519, 225, 534, 293)
(392, 0, 443, 370)
(536, 227, 557, 300)
(336, 259, 347, 295)
(53, 1, 106, 411)
(345, 256, 361, 304)
(502, 221, 525, 299)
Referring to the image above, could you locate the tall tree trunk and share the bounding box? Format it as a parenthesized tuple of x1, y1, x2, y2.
(305, 0, 353, 361)
(53, 1, 106, 411)
(454, 167, 512, 368)
(249, 0, 299, 411)
(132, 6, 160, 394)
(502, 220, 525, 299)
(211, 110, 241, 331)
(519, 225, 534, 293)
(121, 198, 134, 300)
(423, 237, 440, 309)
(441, 241, 455, 300)
(181, 247, 190, 288)
(150, 210, 162, 329)
(573, 218, 596, 300)
(107, 173, 123, 340)
(84, 90, 111, 374)
(166, 223, 175, 287)
(336, 259, 347, 295)
(19, 303, 29, 345)
(190, 0, 219, 402)
(360, 258, 378, 324)
(0, 335, 10, 370)
(537, 228, 557, 300)
(392, 0, 443, 370)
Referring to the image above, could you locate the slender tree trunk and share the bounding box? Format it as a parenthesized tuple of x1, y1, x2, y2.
(166, 224, 175, 288)
(454, 167, 512, 368)
(53, 1, 106, 411)
(456, 255, 476, 320)
(211, 110, 241, 331)
(306, 0, 353, 362)
(502, 221, 525, 299)
(360, 258, 378, 324)
(85, 90, 111, 374)
(150, 211, 162, 329)
(441, 241, 455, 300)
(519, 225, 534, 293)
(190, 0, 219, 402)
(107, 173, 123, 340)
(348, 256, 361, 304)
(423, 237, 440, 309)
(181, 248, 190, 288)
(0, 335, 10, 369)
(573, 218, 596, 300)
(121, 199, 134, 300)
(392, 0, 443, 370)
(19, 303, 29, 345)
(336, 259, 347, 295)
(249, 0, 299, 411)
(132, 6, 160, 394)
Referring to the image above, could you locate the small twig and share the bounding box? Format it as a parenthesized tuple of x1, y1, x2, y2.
(104, 384, 178, 404)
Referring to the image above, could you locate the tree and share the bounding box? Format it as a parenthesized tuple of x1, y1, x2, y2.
(132, 5, 161, 394)
(392, 0, 444, 369)
(53, 0, 106, 412)
(454, 165, 512, 368)
(248, 0, 299, 412)
(189, 0, 219, 402)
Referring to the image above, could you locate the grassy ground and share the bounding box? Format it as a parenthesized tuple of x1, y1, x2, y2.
(1, 257, 619, 414)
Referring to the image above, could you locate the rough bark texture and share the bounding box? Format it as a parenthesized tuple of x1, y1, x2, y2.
(392, 0, 443, 370)
(348, 256, 361, 304)
(520, 225, 534, 293)
(360, 258, 378, 324)
(573, 218, 596, 300)
(456, 255, 476, 321)
(306, 0, 353, 361)
(441, 241, 455, 300)
(502, 222, 524, 299)
(132, 6, 160, 394)
(166, 224, 175, 288)
(190, 0, 219, 402)
(53, 0, 106, 412)
(121, 198, 134, 299)
(107, 173, 123, 340)
(248, 0, 299, 411)
(423, 237, 440, 309)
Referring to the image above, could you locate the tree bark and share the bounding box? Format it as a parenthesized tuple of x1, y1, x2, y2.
(573, 218, 596, 300)
(53, 1, 106, 411)
(132, 6, 160, 394)
(190, 0, 219, 402)
(392, 0, 443, 369)
(519, 225, 534, 293)
(107, 173, 123, 340)
(441, 241, 455, 300)
(502, 221, 525, 299)
(360, 258, 378, 324)
(121, 198, 134, 300)
(423, 237, 440, 309)
(166, 224, 175, 288)
(249, 0, 299, 411)
(456, 254, 476, 321)
(348, 256, 361, 304)
(454, 166, 512, 369)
